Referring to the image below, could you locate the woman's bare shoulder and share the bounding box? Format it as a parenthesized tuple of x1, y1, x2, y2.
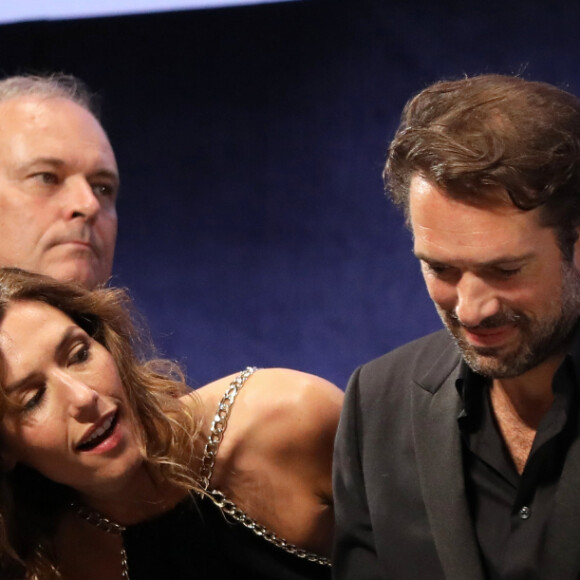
(185, 367, 343, 430)
(187, 367, 342, 465)
(193, 368, 343, 553)
(214, 368, 343, 470)
(187, 371, 242, 410)
(247, 367, 343, 432)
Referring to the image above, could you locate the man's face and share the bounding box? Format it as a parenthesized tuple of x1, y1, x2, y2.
(409, 174, 580, 378)
(0, 96, 119, 289)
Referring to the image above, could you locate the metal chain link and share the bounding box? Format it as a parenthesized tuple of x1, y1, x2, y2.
(69, 365, 331, 577)
(207, 489, 331, 567)
(68, 369, 261, 580)
(70, 501, 130, 579)
(199, 366, 258, 490)
(199, 366, 331, 568)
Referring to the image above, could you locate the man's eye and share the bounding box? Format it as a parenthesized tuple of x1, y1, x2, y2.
(429, 265, 447, 274)
(92, 183, 116, 198)
(424, 263, 450, 276)
(32, 172, 59, 185)
(496, 267, 522, 278)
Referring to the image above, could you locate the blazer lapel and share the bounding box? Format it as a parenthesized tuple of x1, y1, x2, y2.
(412, 345, 486, 580)
(539, 422, 580, 579)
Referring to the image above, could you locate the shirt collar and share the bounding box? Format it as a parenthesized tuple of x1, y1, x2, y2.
(455, 321, 580, 430)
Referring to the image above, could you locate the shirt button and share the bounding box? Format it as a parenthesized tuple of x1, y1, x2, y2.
(519, 506, 531, 520)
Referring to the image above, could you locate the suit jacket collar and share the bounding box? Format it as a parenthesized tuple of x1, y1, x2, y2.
(411, 338, 486, 580)
(411, 332, 580, 580)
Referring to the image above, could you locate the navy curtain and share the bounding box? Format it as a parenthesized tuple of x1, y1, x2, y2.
(0, 0, 577, 388)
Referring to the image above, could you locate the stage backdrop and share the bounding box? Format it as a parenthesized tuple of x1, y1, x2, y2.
(0, 0, 578, 388)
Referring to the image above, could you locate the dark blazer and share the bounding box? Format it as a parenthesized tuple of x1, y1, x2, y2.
(332, 329, 580, 580)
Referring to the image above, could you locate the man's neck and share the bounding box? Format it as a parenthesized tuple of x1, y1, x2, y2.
(490, 353, 565, 473)
(491, 352, 564, 427)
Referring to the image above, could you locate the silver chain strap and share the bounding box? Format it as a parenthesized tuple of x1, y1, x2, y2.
(65, 368, 262, 580)
(69, 365, 331, 577)
(199, 367, 331, 567)
(207, 489, 331, 566)
(199, 366, 258, 489)
(70, 501, 130, 579)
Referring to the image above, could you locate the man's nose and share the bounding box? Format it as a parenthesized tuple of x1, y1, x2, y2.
(63, 177, 100, 222)
(454, 274, 501, 327)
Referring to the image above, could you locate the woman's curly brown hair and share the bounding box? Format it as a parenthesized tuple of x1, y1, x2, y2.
(0, 268, 203, 579)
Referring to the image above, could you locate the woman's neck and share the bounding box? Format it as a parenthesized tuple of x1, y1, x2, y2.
(77, 465, 188, 526)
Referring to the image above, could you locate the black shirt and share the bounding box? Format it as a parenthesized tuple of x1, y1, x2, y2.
(457, 336, 579, 580)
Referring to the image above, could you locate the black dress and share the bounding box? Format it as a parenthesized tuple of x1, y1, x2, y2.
(123, 493, 331, 579)
(124, 368, 331, 579)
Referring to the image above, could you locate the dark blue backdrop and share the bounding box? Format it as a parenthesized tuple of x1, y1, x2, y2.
(1, 0, 578, 388)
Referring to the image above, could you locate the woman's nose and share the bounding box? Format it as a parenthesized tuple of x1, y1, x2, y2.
(56, 371, 100, 419)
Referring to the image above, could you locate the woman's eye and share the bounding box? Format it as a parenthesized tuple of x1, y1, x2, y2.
(69, 343, 90, 365)
(22, 386, 46, 413)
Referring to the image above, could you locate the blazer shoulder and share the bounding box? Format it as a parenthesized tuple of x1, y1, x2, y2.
(356, 329, 461, 395)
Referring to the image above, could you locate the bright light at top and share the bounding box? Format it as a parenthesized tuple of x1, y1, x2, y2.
(0, 0, 295, 25)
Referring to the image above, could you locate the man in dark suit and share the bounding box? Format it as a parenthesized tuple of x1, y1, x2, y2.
(333, 74, 580, 579)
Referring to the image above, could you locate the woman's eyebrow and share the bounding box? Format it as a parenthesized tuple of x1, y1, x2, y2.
(4, 325, 79, 394)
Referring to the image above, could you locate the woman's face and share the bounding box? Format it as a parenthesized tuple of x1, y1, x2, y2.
(0, 300, 144, 499)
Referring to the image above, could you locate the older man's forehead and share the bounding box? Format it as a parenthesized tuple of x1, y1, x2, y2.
(0, 96, 116, 169)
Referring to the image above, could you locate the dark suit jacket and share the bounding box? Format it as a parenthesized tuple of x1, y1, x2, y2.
(332, 330, 580, 579)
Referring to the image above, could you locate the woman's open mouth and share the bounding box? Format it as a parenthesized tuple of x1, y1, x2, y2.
(77, 411, 119, 452)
